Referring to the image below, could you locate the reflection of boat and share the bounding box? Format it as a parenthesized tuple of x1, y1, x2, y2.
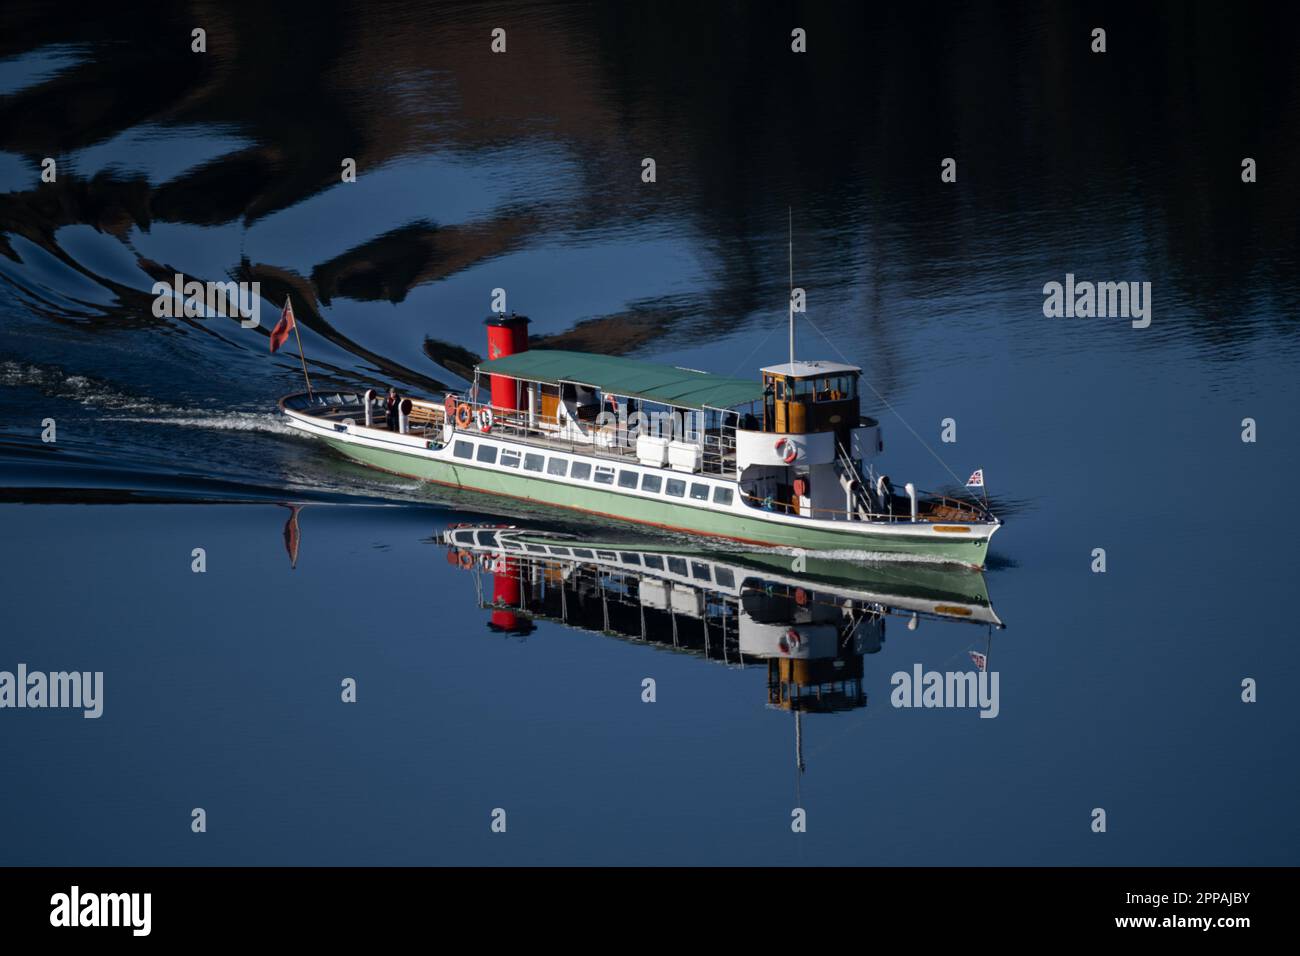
(441, 525, 1004, 720)
(284, 313, 1001, 567)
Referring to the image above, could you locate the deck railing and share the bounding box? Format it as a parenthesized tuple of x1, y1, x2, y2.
(737, 487, 993, 525)
(444, 397, 740, 476)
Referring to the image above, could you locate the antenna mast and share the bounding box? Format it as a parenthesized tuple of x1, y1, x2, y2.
(788, 206, 795, 370)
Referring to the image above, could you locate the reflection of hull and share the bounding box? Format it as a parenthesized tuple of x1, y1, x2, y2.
(501, 530, 1002, 627)
(444, 526, 1004, 629)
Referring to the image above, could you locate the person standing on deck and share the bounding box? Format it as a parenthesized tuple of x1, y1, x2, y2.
(384, 387, 400, 431)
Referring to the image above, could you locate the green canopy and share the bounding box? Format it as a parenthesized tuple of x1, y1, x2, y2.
(478, 349, 765, 410)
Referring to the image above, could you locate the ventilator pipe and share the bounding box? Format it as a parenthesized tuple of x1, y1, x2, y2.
(905, 482, 917, 522)
(363, 389, 374, 427)
(398, 398, 412, 435)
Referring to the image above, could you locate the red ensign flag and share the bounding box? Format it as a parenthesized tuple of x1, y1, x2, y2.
(270, 297, 295, 353)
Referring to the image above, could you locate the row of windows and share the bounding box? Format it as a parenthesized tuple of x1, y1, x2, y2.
(452, 440, 734, 506)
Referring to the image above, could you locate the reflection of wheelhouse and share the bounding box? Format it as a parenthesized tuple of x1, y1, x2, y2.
(741, 586, 879, 714)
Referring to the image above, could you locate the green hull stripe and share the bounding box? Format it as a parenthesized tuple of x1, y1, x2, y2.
(324, 438, 991, 565)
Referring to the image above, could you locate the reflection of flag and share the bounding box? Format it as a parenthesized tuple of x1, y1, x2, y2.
(966, 469, 984, 488)
(283, 505, 301, 569)
(969, 650, 987, 672)
(270, 297, 295, 353)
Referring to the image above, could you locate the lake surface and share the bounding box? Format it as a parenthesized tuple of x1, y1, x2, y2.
(1, 1, 1297, 865)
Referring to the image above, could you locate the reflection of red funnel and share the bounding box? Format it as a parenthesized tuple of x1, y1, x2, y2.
(490, 556, 522, 631)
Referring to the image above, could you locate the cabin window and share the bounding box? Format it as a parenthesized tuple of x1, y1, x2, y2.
(681, 409, 701, 442)
(476, 444, 498, 464)
(500, 450, 521, 468)
(547, 547, 572, 556)
(643, 555, 664, 570)
(641, 474, 662, 493)
(714, 568, 735, 589)
(618, 470, 638, 489)
(525, 544, 547, 554)
(572, 549, 594, 559)
(666, 557, 688, 576)
(571, 461, 592, 480)
(594, 466, 615, 485)
(523, 453, 544, 472)
(691, 562, 711, 581)
(547, 457, 568, 477)
(689, 482, 709, 501)
(712, 487, 733, 506)
(453, 440, 473, 459)
(665, 479, 685, 497)
(596, 550, 618, 561)
(619, 553, 642, 565)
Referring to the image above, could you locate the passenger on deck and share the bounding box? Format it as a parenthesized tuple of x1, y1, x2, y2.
(384, 388, 400, 431)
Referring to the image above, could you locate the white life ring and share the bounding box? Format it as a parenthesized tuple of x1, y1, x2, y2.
(775, 437, 798, 464)
(476, 407, 494, 433)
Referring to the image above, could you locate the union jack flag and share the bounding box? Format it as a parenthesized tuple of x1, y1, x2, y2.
(966, 468, 984, 488)
(969, 650, 987, 672)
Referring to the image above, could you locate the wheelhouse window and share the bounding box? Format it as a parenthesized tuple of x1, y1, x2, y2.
(453, 440, 473, 459)
(523, 453, 544, 472)
(476, 444, 498, 463)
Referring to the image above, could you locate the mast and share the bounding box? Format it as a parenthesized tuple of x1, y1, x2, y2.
(788, 206, 795, 370)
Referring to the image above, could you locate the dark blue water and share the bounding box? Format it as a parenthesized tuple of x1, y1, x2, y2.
(1, 1, 1297, 865)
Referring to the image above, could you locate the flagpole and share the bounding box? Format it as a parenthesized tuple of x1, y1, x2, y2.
(287, 297, 313, 398)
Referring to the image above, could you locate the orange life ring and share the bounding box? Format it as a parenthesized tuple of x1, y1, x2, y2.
(775, 437, 798, 464)
(455, 403, 473, 428)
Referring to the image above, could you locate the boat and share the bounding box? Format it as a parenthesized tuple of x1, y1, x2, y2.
(281, 313, 1002, 567)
